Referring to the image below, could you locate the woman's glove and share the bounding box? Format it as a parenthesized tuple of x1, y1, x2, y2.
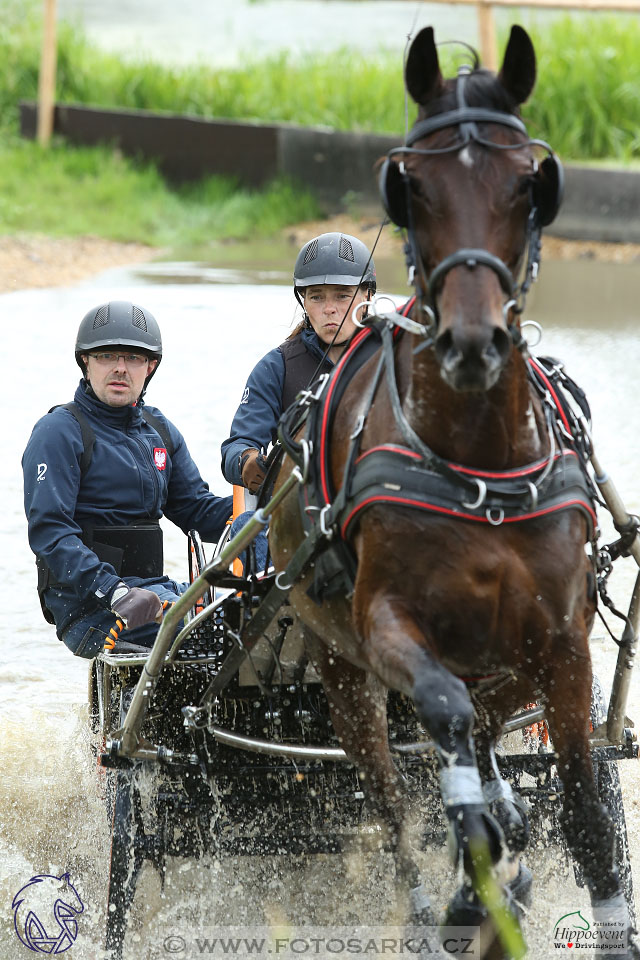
(240, 448, 268, 493)
(110, 583, 163, 630)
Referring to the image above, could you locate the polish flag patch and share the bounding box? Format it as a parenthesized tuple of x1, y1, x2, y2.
(153, 447, 167, 470)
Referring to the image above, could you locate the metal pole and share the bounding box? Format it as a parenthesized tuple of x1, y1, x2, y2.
(115, 467, 303, 757)
(477, 2, 498, 71)
(37, 0, 58, 145)
(606, 572, 640, 744)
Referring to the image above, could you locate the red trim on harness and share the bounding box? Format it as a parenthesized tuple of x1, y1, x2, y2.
(319, 298, 416, 504)
(355, 443, 579, 479)
(319, 326, 372, 504)
(527, 357, 572, 434)
(340, 493, 597, 539)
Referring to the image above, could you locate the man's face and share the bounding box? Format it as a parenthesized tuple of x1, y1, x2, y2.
(83, 350, 157, 407)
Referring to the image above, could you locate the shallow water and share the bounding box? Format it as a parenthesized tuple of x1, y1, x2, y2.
(1, 250, 639, 959)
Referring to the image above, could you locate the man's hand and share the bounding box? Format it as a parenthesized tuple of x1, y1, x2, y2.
(110, 584, 163, 630)
(240, 448, 268, 493)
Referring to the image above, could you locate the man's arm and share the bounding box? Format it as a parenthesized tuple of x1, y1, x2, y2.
(22, 411, 122, 605)
(151, 414, 233, 544)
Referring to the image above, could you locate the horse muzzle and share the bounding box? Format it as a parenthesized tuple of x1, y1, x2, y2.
(435, 311, 512, 392)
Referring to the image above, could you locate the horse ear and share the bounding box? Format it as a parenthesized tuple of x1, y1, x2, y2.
(405, 27, 444, 106)
(379, 157, 410, 228)
(532, 153, 564, 227)
(498, 25, 536, 105)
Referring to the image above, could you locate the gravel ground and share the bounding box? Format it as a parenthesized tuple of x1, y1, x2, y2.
(2, 227, 640, 295)
(0, 234, 158, 294)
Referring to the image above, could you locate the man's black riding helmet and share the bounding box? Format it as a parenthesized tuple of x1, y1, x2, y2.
(75, 301, 162, 386)
(293, 233, 376, 306)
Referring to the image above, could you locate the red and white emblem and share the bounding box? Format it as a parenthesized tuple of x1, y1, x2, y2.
(153, 447, 167, 470)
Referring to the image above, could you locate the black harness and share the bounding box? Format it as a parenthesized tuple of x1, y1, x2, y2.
(278, 304, 598, 605)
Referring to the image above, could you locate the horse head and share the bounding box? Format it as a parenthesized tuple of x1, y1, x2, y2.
(381, 25, 563, 392)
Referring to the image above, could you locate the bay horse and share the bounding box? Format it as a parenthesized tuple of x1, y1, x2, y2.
(269, 25, 637, 958)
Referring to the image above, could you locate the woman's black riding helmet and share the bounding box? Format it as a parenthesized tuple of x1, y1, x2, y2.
(293, 233, 376, 307)
(75, 301, 162, 388)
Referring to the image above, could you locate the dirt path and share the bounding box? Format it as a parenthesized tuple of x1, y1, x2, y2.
(1, 225, 639, 295)
(0, 234, 158, 294)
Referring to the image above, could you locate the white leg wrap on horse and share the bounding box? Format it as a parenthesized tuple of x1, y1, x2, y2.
(591, 891, 629, 927)
(440, 765, 485, 807)
(410, 884, 432, 914)
(482, 776, 515, 804)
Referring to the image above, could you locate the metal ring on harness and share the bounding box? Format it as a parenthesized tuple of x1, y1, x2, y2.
(503, 298, 518, 323)
(486, 507, 505, 526)
(295, 441, 311, 485)
(274, 570, 293, 592)
(461, 478, 487, 510)
(351, 299, 373, 328)
(520, 320, 543, 347)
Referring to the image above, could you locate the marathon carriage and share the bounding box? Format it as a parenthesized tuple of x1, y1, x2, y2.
(91, 23, 640, 960)
(92, 435, 640, 959)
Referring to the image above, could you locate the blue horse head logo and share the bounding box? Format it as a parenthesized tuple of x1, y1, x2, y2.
(12, 873, 84, 954)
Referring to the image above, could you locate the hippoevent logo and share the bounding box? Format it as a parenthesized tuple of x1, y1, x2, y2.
(552, 910, 626, 951)
(12, 873, 84, 954)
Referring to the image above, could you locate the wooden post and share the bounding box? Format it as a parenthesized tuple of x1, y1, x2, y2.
(477, 1, 498, 71)
(37, 0, 58, 145)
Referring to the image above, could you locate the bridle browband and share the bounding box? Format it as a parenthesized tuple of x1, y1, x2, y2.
(386, 68, 557, 339)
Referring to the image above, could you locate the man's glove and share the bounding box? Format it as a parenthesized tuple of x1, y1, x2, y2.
(240, 448, 268, 493)
(110, 583, 163, 631)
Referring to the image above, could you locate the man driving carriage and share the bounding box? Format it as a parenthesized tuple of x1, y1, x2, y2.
(22, 300, 232, 658)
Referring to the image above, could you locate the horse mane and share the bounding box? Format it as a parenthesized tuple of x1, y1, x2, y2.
(422, 68, 522, 120)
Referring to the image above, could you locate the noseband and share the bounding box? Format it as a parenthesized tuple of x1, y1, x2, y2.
(382, 69, 561, 338)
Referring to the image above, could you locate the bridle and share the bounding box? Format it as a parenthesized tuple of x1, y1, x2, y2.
(380, 67, 562, 341)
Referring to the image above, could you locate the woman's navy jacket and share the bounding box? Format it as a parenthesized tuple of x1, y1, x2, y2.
(23, 381, 232, 637)
(221, 327, 331, 485)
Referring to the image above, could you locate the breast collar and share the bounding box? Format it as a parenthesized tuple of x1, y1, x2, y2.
(300, 308, 598, 543)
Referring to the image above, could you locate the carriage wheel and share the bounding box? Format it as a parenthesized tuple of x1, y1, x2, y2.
(104, 767, 145, 959)
(567, 675, 637, 925)
(588, 675, 636, 926)
(595, 754, 636, 926)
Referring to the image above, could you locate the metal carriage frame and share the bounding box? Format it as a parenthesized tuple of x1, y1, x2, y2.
(93, 446, 640, 959)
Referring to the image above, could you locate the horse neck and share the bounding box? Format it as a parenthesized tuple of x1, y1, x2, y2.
(403, 337, 549, 469)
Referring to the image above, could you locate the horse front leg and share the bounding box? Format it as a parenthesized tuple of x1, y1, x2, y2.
(545, 646, 639, 959)
(304, 626, 437, 928)
(358, 597, 507, 922)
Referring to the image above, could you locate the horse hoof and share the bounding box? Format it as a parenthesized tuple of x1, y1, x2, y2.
(444, 884, 487, 927)
(505, 861, 533, 915)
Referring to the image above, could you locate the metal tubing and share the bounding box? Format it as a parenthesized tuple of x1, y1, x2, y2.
(166, 589, 235, 663)
(205, 705, 549, 762)
(607, 570, 640, 744)
(591, 449, 640, 568)
(115, 467, 303, 757)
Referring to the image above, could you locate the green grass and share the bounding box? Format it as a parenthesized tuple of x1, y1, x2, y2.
(0, 131, 321, 248)
(0, 1, 639, 249)
(523, 17, 640, 163)
(1, 3, 639, 160)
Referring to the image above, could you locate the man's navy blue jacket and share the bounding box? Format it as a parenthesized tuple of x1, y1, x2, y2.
(221, 327, 331, 485)
(23, 381, 232, 637)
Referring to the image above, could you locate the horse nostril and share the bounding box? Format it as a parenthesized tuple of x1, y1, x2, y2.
(435, 329, 454, 366)
(490, 326, 512, 363)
